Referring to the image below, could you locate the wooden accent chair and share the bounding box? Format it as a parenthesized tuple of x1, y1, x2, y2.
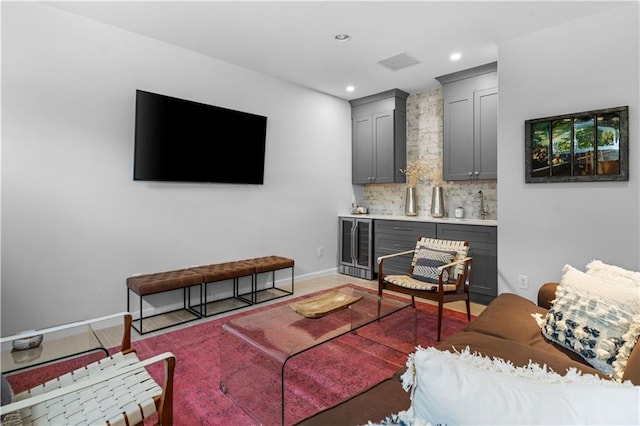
(378, 237, 473, 341)
(1, 313, 175, 425)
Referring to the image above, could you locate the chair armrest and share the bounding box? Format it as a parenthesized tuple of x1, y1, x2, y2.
(377, 250, 415, 265)
(538, 282, 559, 309)
(0, 351, 175, 416)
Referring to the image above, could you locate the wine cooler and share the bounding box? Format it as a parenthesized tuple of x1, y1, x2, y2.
(338, 216, 374, 280)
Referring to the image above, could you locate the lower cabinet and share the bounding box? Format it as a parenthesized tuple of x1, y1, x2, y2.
(436, 224, 497, 305)
(374, 220, 436, 277)
(373, 219, 497, 305)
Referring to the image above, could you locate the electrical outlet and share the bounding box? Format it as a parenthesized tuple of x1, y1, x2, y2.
(317, 246, 324, 257)
(518, 274, 529, 290)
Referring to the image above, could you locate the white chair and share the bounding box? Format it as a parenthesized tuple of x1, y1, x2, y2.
(1, 313, 175, 425)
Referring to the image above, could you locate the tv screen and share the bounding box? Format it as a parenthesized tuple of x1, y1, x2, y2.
(134, 90, 267, 184)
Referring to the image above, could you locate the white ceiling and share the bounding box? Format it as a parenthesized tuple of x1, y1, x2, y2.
(48, 1, 629, 100)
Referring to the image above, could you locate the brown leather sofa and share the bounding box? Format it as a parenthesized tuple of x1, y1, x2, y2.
(298, 283, 640, 425)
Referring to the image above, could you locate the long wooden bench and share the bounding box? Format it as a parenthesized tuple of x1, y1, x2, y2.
(126, 256, 295, 334)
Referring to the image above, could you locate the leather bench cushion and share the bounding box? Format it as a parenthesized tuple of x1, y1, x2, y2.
(248, 256, 295, 273)
(294, 370, 409, 426)
(436, 331, 607, 379)
(190, 261, 254, 282)
(126, 269, 203, 296)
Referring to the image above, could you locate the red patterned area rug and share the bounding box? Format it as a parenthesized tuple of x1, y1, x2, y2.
(6, 284, 474, 425)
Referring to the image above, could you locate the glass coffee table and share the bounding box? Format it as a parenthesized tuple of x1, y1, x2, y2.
(220, 286, 415, 425)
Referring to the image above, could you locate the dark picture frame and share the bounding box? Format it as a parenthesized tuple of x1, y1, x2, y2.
(525, 106, 629, 183)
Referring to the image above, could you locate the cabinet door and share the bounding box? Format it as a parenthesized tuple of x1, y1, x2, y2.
(440, 65, 497, 182)
(474, 87, 498, 180)
(467, 241, 497, 305)
(437, 224, 497, 305)
(375, 220, 436, 277)
(339, 217, 355, 266)
(372, 111, 395, 183)
(443, 95, 474, 181)
(352, 115, 373, 184)
(354, 219, 373, 270)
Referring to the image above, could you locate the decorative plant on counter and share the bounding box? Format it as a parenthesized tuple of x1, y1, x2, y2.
(399, 161, 428, 187)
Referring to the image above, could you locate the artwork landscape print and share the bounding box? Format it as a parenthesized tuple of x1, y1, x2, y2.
(525, 106, 628, 183)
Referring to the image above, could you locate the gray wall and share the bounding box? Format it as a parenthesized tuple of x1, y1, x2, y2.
(497, 3, 640, 299)
(1, 2, 353, 334)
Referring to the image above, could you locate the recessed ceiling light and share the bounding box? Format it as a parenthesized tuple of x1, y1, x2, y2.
(450, 52, 462, 61)
(334, 34, 351, 42)
(346, 85, 355, 92)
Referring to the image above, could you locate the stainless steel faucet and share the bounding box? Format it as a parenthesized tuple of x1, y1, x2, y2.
(478, 190, 489, 220)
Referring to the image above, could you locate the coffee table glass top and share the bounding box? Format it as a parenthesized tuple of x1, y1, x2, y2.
(220, 286, 415, 425)
(222, 286, 411, 363)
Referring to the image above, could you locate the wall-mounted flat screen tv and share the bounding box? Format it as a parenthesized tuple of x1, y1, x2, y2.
(134, 90, 267, 184)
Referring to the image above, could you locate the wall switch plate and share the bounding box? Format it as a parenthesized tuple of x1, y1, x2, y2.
(317, 246, 324, 257)
(518, 274, 529, 289)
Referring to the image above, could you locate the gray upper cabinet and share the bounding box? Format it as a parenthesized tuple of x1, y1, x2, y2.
(436, 62, 498, 181)
(350, 89, 408, 184)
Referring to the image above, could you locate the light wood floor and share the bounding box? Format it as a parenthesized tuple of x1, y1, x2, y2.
(106, 272, 486, 345)
(3, 273, 486, 364)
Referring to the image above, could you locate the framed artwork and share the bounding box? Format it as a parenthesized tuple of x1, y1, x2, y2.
(525, 106, 628, 183)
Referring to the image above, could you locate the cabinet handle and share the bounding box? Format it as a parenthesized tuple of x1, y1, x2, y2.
(474, 171, 479, 176)
(392, 227, 413, 231)
(467, 172, 473, 177)
(351, 222, 357, 263)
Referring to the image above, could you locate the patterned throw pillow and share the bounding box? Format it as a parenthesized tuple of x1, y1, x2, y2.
(411, 248, 456, 284)
(541, 264, 640, 381)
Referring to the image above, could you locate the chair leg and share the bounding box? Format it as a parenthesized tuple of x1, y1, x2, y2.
(437, 302, 443, 342)
(157, 355, 176, 425)
(465, 298, 471, 321)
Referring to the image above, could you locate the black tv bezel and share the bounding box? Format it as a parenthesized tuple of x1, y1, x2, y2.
(133, 90, 267, 185)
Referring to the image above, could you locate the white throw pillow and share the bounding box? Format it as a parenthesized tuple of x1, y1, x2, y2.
(403, 346, 640, 425)
(541, 264, 640, 381)
(585, 259, 640, 287)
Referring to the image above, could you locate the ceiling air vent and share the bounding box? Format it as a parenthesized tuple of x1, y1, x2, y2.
(378, 52, 421, 71)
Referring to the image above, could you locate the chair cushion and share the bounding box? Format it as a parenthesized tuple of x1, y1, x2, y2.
(12, 352, 162, 425)
(383, 274, 457, 292)
(411, 247, 456, 284)
(541, 264, 640, 381)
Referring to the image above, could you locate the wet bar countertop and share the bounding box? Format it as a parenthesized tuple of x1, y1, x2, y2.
(338, 213, 497, 227)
